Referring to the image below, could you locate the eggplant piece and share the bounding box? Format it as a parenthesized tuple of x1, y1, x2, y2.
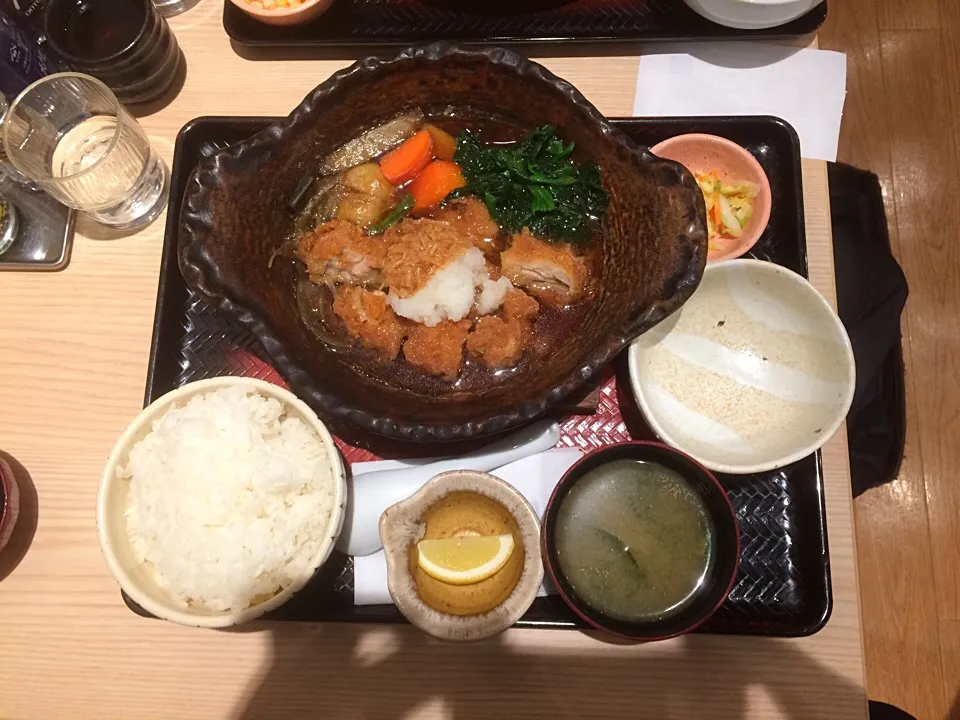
(319, 111, 424, 176)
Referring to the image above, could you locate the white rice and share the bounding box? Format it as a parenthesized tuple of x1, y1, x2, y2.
(388, 247, 488, 327)
(120, 386, 336, 612)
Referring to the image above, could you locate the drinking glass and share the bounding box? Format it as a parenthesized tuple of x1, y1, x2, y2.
(0, 93, 10, 169)
(2, 72, 168, 229)
(0, 92, 37, 187)
(152, 0, 202, 16)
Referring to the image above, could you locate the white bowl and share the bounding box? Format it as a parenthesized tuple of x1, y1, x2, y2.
(628, 260, 855, 474)
(97, 377, 347, 628)
(683, 0, 824, 30)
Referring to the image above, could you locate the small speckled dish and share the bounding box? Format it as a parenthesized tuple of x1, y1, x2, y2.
(651, 133, 772, 263)
(628, 259, 855, 474)
(380, 470, 543, 641)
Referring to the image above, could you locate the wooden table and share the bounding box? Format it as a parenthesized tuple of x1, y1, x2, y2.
(0, 5, 867, 718)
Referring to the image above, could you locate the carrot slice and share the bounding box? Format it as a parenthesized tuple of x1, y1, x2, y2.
(424, 124, 457, 162)
(410, 160, 466, 211)
(379, 130, 434, 185)
(712, 194, 724, 228)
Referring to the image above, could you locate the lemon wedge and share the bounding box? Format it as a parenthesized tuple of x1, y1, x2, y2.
(416, 534, 515, 586)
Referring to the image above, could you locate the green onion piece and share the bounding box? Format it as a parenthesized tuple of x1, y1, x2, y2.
(368, 194, 415, 235)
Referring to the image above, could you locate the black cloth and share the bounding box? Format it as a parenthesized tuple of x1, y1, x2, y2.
(828, 162, 908, 497)
(830, 170, 915, 720)
(868, 701, 918, 720)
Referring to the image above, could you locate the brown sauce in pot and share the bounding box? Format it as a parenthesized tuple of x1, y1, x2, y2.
(295, 112, 602, 395)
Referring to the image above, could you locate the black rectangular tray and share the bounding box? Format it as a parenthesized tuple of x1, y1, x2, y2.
(225, 0, 827, 50)
(130, 115, 831, 637)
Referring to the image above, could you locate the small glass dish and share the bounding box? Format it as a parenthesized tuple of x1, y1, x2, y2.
(0, 195, 19, 256)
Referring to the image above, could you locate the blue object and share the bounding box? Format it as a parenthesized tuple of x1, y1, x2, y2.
(0, 9, 68, 98)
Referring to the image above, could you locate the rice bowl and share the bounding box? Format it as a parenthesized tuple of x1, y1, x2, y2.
(98, 377, 347, 628)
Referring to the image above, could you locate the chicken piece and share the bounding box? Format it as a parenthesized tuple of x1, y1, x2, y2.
(501, 288, 540, 322)
(332, 286, 406, 360)
(434, 197, 501, 256)
(500, 230, 588, 305)
(466, 316, 527, 369)
(467, 289, 539, 368)
(403, 320, 471, 380)
(296, 219, 386, 288)
(383, 218, 473, 298)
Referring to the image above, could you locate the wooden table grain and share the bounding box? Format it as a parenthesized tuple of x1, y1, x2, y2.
(0, 6, 868, 718)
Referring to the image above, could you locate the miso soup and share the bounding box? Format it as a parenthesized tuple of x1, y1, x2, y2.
(554, 459, 713, 622)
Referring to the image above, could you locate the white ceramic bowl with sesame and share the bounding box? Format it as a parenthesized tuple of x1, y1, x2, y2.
(228, 0, 333, 26)
(628, 259, 855, 475)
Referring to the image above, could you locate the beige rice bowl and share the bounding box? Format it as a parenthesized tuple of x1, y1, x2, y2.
(97, 377, 346, 628)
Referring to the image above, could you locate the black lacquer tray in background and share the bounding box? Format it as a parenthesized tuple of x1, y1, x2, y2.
(224, 0, 828, 50)
(129, 115, 831, 637)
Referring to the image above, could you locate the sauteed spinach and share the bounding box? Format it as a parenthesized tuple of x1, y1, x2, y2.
(452, 125, 609, 244)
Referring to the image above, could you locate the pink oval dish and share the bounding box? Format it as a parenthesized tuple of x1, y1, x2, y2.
(651, 134, 772, 263)
(227, 0, 333, 26)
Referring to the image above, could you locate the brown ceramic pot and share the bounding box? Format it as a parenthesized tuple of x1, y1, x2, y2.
(179, 43, 707, 442)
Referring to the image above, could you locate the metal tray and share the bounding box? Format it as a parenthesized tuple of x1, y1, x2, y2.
(224, 0, 828, 50)
(130, 115, 831, 636)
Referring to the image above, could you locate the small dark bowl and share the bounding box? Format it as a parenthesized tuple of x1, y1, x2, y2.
(0, 457, 20, 557)
(180, 42, 707, 442)
(541, 442, 739, 641)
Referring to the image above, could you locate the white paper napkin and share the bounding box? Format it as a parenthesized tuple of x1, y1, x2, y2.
(352, 447, 583, 606)
(633, 42, 847, 162)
